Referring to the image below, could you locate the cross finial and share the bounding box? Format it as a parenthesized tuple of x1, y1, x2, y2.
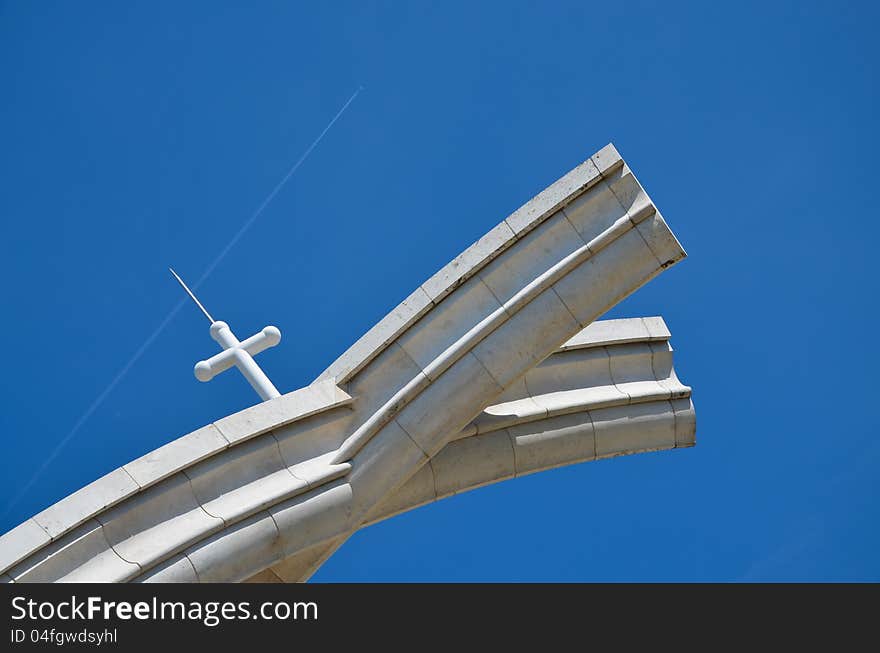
(170, 268, 282, 401)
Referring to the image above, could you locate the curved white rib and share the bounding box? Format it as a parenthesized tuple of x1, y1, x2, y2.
(0, 144, 691, 583)
(253, 319, 695, 582)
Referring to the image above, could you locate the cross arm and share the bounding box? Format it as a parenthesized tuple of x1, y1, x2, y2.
(239, 326, 281, 357)
(194, 326, 281, 383)
(194, 348, 237, 382)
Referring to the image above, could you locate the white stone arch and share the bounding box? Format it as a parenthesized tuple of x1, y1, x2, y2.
(0, 144, 692, 583)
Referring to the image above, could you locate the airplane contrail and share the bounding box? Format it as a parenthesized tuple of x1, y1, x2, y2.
(2, 86, 363, 521)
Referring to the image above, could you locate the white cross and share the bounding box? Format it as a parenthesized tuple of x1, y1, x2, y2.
(170, 268, 282, 402)
(194, 321, 281, 400)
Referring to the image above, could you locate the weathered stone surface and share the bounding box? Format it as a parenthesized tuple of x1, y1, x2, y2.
(135, 554, 199, 583)
(186, 512, 283, 583)
(431, 430, 515, 497)
(97, 474, 224, 571)
(0, 520, 50, 575)
(0, 145, 693, 584)
(510, 411, 596, 476)
(399, 275, 503, 379)
(214, 379, 352, 444)
(319, 287, 433, 384)
(185, 436, 308, 523)
(33, 467, 140, 540)
(124, 424, 228, 489)
(8, 520, 140, 583)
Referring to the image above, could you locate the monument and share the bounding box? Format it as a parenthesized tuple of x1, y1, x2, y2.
(0, 144, 694, 582)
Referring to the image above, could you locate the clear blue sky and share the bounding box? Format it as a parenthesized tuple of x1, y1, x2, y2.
(1, 1, 877, 581)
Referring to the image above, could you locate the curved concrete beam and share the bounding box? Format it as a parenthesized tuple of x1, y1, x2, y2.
(0, 144, 690, 582)
(263, 395, 696, 583)
(249, 145, 688, 582)
(1, 316, 693, 583)
(241, 144, 689, 582)
(256, 318, 695, 582)
(142, 315, 693, 583)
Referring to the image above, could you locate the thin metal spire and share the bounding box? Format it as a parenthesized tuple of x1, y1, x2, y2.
(169, 267, 214, 323)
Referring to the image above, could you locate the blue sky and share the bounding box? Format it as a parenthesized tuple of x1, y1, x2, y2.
(1, 1, 877, 581)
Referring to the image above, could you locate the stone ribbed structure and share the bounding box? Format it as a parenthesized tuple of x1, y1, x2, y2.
(0, 144, 694, 582)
